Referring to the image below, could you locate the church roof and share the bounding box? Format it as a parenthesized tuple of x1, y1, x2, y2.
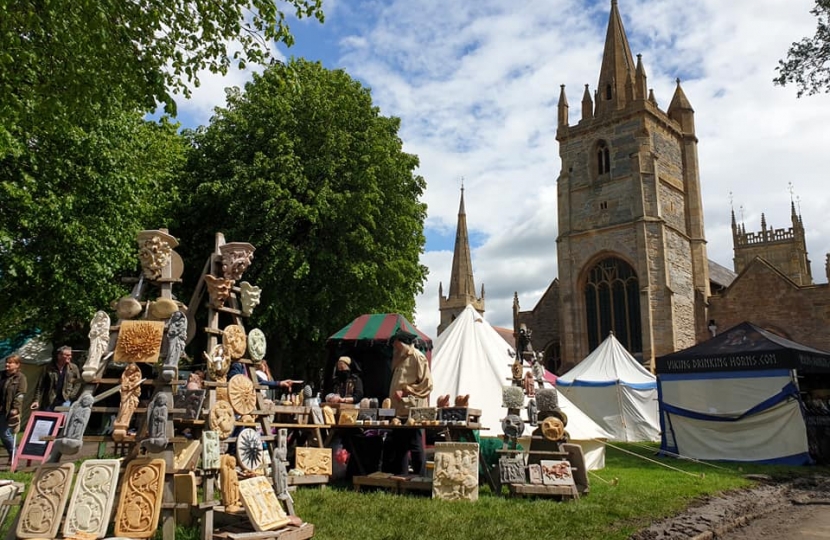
(708, 259, 737, 289)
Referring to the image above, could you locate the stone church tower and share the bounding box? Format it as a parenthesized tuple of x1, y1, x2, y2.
(438, 187, 484, 335)
(555, 0, 710, 369)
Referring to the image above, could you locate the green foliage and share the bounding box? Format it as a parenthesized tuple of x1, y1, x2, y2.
(178, 59, 428, 379)
(0, 0, 324, 157)
(775, 0, 830, 96)
(0, 112, 188, 342)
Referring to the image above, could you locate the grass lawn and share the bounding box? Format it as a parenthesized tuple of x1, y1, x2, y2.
(1, 443, 825, 540)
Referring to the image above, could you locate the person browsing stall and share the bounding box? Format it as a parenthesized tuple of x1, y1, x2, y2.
(325, 356, 364, 405)
(0, 355, 27, 461)
(31, 345, 81, 411)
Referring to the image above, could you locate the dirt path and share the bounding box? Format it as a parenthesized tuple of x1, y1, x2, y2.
(629, 475, 830, 540)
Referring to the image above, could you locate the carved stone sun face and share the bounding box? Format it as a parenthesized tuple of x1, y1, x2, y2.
(541, 416, 565, 441)
(501, 414, 525, 439)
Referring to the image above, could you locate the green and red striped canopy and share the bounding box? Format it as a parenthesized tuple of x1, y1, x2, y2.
(327, 313, 433, 351)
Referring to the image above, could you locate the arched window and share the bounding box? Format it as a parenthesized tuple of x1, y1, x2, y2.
(584, 257, 642, 353)
(596, 140, 611, 176)
(605, 84, 612, 100)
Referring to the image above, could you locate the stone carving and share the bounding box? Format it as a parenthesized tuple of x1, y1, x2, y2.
(436, 394, 450, 408)
(338, 408, 358, 425)
(148, 298, 178, 320)
(140, 393, 169, 453)
(240, 282, 262, 317)
(432, 442, 479, 501)
(357, 408, 378, 422)
(219, 241, 255, 281)
(54, 392, 94, 455)
(83, 311, 111, 382)
(113, 363, 142, 441)
(272, 428, 294, 515)
(209, 400, 235, 439)
(219, 455, 241, 512)
(201, 431, 220, 470)
(540, 460, 575, 486)
(161, 311, 187, 382)
(541, 416, 566, 441)
(173, 439, 201, 470)
(114, 320, 165, 363)
(115, 296, 142, 320)
(322, 405, 336, 425)
(439, 407, 468, 424)
(247, 328, 267, 361)
(137, 230, 177, 281)
(381, 397, 392, 409)
(114, 458, 166, 538)
(532, 357, 547, 388)
(535, 388, 559, 414)
(228, 374, 256, 415)
(454, 394, 470, 406)
(186, 370, 204, 390)
(527, 398, 538, 426)
(295, 448, 332, 476)
(205, 344, 229, 380)
(409, 407, 437, 423)
(236, 428, 263, 471)
(523, 371, 536, 397)
(499, 456, 525, 485)
(204, 274, 233, 309)
(174, 389, 205, 420)
(63, 459, 121, 538)
(17, 463, 75, 539)
(238, 476, 290, 531)
(222, 324, 247, 360)
(511, 360, 523, 381)
(502, 385, 524, 409)
(501, 413, 525, 440)
(528, 463, 543, 485)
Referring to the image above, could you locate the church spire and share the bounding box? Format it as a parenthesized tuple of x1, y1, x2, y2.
(448, 185, 477, 300)
(596, 0, 637, 115)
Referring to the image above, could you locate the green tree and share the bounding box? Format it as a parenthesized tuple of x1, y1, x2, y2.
(0, 0, 324, 156)
(0, 112, 188, 343)
(179, 59, 428, 379)
(775, 0, 830, 96)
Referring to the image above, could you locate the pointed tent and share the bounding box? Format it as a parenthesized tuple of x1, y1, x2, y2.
(557, 332, 660, 442)
(655, 321, 823, 465)
(431, 305, 610, 469)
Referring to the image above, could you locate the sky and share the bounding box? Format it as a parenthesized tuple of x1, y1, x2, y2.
(173, 0, 830, 338)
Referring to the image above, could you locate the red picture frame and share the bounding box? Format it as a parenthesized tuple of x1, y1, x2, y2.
(12, 411, 64, 472)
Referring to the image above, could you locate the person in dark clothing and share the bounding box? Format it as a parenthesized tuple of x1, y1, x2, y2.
(325, 356, 364, 405)
(0, 355, 27, 460)
(31, 346, 81, 411)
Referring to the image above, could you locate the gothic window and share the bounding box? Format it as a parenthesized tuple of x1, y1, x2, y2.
(595, 140, 611, 176)
(584, 257, 642, 354)
(605, 84, 612, 100)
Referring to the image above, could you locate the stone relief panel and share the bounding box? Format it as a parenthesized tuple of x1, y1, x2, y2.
(204, 274, 233, 309)
(408, 407, 437, 423)
(82, 310, 111, 382)
(201, 431, 221, 470)
(247, 328, 267, 361)
(222, 324, 247, 360)
(432, 442, 479, 502)
(499, 456, 525, 485)
(238, 475, 290, 532)
(63, 459, 121, 539)
(540, 460, 576, 487)
(295, 448, 332, 476)
(17, 463, 75, 539)
(240, 282, 262, 317)
(114, 458, 166, 538)
(114, 320, 165, 363)
(113, 363, 142, 442)
(209, 400, 236, 439)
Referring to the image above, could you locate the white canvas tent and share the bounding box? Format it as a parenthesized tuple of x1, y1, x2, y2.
(557, 333, 660, 442)
(431, 304, 611, 469)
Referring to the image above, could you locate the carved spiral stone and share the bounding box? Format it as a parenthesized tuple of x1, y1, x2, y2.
(541, 416, 565, 441)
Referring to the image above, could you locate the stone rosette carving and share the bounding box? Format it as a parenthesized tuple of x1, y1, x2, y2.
(204, 274, 233, 309)
(228, 374, 256, 415)
(201, 431, 220, 470)
(17, 463, 75, 539)
(114, 458, 166, 538)
(239, 281, 262, 316)
(219, 242, 255, 281)
(236, 428, 264, 471)
(238, 476, 290, 532)
(63, 459, 121, 538)
(82, 310, 111, 382)
(114, 320, 165, 363)
(209, 400, 235, 439)
(247, 328, 267, 361)
(295, 448, 332, 476)
(222, 324, 247, 360)
(136, 230, 178, 281)
(502, 385, 524, 409)
(432, 442, 479, 501)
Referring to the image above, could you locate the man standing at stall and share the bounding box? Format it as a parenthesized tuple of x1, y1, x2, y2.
(31, 346, 82, 412)
(385, 328, 432, 476)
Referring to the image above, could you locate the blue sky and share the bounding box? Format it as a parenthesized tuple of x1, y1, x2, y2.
(173, 0, 830, 337)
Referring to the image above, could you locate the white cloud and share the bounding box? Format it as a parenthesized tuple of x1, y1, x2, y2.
(173, 0, 830, 340)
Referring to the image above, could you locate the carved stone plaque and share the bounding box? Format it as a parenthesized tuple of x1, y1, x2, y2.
(540, 460, 575, 487)
(439, 407, 469, 423)
(409, 407, 437, 423)
(528, 463, 543, 485)
(338, 408, 358, 425)
(17, 463, 75, 539)
(114, 320, 165, 363)
(247, 327, 267, 361)
(202, 431, 221, 470)
(295, 448, 332, 476)
(238, 476, 290, 532)
(499, 456, 526, 485)
(64, 459, 121, 538)
(114, 458, 166, 538)
(209, 400, 236, 439)
(502, 385, 524, 409)
(222, 324, 247, 360)
(228, 374, 256, 415)
(432, 442, 479, 501)
(236, 428, 264, 471)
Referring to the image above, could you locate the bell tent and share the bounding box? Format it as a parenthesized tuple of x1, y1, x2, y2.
(557, 332, 660, 442)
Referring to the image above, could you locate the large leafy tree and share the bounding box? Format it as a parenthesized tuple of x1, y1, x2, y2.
(179, 59, 428, 379)
(0, 0, 324, 156)
(775, 0, 830, 96)
(0, 112, 188, 343)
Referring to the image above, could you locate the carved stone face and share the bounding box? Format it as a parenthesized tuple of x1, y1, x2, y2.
(239, 281, 262, 317)
(219, 242, 255, 281)
(247, 328, 267, 361)
(501, 414, 525, 439)
(222, 325, 247, 360)
(137, 235, 174, 281)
